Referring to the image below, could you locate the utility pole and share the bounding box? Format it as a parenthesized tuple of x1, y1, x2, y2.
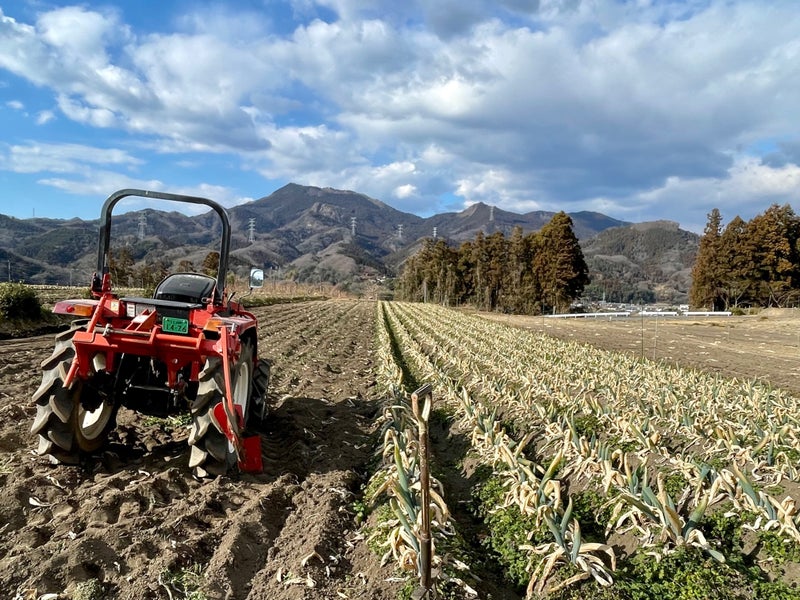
(351, 216, 357, 237)
(248, 218, 256, 243)
(489, 205, 495, 222)
(7, 259, 10, 282)
(397, 224, 404, 242)
(432, 227, 437, 240)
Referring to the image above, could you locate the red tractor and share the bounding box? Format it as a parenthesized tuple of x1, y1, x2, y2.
(31, 189, 270, 477)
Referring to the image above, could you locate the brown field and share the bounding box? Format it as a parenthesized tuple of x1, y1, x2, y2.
(0, 300, 402, 599)
(479, 308, 800, 396)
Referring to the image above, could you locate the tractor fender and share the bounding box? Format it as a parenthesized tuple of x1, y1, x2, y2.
(202, 314, 258, 338)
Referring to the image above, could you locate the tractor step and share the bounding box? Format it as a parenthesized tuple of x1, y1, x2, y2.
(211, 401, 263, 473)
(239, 435, 263, 473)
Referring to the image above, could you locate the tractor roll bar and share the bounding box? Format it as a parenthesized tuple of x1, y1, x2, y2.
(96, 189, 231, 298)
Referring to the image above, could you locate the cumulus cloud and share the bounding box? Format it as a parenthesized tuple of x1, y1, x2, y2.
(0, 1, 798, 226)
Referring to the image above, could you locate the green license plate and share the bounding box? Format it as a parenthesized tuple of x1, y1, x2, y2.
(162, 316, 189, 334)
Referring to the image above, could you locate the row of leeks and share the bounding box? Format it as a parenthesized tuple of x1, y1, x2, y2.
(366, 304, 454, 588)
(381, 301, 800, 595)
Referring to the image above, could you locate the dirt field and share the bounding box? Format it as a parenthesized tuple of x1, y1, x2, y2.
(0, 300, 403, 600)
(480, 308, 800, 396)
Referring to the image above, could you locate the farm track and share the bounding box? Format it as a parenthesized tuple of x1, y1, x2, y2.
(0, 299, 403, 599)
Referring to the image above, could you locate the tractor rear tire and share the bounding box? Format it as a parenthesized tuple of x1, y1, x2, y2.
(188, 341, 254, 478)
(31, 321, 118, 463)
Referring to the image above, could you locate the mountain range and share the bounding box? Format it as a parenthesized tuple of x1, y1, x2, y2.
(0, 183, 698, 302)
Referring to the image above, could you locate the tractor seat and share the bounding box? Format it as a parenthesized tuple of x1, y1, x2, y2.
(153, 273, 217, 304)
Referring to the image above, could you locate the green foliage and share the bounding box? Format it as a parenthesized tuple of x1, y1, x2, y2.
(365, 502, 396, 555)
(534, 212, 590, 313)
(597, 537, 800, 600)
(0, 282, 42, 320)
(700, 505, 743, 556)
(661, 472, 689, 500)
(571, 488, 613, 542)
(618, 547, 748, 600)
(572, 413, 601, 439)
(523, 500, 800, 600)
(474, 476, 547, 590)
(398, 214, 588, 315)
(142, 413, 192, 429)
(691, 208, 725, 311)
(160, 563, 208, 600)
(758, 531, 800, 565)
(74, 579, 106, 600)
(691, 204, 800, 309)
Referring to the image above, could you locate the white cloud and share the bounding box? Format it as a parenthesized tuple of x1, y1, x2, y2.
(394, 184, 417, 199)
(35, 110, 55, 125)
(0, 142, 142, 174)
(37, 171, 251, 216)
(0, 1, 799, 226)
(6, 100, 23, 110)
(36, 6, 121, 66)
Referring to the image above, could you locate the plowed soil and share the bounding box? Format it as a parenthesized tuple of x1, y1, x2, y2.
(0, 300, 403, 599)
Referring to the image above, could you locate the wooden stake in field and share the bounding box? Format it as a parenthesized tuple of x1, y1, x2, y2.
(411, 382, 433, 598)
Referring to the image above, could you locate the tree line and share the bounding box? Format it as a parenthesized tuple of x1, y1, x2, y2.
(690, 204, 800, 310)
(109, 247, 219, 290)
(397, 212, 589, 314)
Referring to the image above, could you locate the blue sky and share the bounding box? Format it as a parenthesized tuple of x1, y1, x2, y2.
(0, 0, 799, 232)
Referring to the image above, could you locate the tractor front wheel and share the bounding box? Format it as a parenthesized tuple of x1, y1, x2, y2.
(31, 322, 118, 463)
(188, 341, 254, 478)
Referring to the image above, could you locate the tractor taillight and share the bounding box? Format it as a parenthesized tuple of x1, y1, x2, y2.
(58, 302, 96, 317)
(203, 317, 226, 340)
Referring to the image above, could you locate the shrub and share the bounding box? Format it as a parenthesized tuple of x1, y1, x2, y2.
(0, 283, 42, 320)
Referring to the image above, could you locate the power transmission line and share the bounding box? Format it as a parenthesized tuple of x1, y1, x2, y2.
(137, 213, 147, 241)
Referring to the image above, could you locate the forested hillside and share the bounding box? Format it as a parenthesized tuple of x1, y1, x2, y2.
(581, 221, 698, 304)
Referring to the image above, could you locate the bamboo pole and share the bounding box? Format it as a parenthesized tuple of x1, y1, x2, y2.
(411, 382, 433, 598)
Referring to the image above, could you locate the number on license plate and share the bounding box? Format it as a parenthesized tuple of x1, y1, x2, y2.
(162, 316, 189, 334)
